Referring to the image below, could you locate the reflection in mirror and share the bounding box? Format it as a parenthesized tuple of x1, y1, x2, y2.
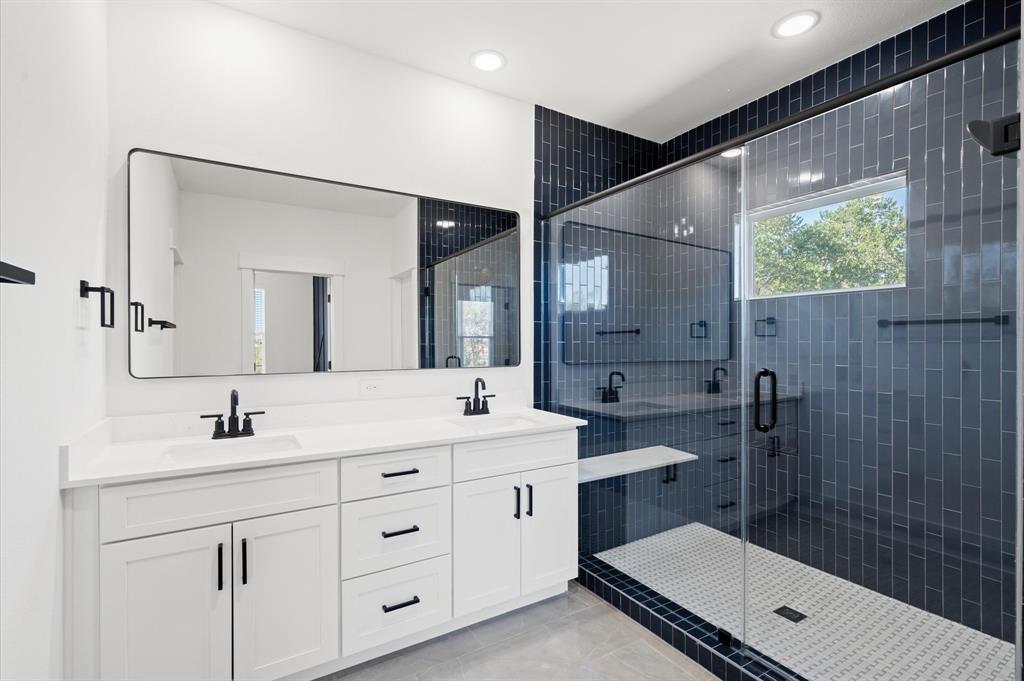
(128, 150, 519, 378)
(560, 220, 730, 364)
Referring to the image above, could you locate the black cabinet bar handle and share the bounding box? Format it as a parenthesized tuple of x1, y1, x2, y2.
(717, 501, 737, 509)
(241, 538, 247, 584)
(717, 456, 737, 463)
(382, 595, 420, 613)
(514, 486, 521, 519)
(381, 525, 420, 539)
(526, 484, 534, 516)
(381, 468, 419, 478)
(217, 543, 223, 591)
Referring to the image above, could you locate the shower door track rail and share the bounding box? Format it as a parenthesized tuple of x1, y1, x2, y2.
(541, 26, 1021, 220)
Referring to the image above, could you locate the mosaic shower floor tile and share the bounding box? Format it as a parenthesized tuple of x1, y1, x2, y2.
(596, 523, 1015, 681)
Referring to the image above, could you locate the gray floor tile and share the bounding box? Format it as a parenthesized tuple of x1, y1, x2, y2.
(329, 583, 714, 681)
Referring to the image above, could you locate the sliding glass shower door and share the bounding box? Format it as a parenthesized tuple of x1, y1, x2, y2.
(738, 40, 1019, 680)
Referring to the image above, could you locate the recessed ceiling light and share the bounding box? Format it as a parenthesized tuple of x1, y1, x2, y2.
(720, 148, 742, 158)
(471, 50, 506, 72)
(436, 220, 456, 229)
(772, 10, 819, 38)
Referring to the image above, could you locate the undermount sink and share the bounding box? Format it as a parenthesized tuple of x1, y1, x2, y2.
(161, 434, 302, 463)
(448, 415, 538, 433)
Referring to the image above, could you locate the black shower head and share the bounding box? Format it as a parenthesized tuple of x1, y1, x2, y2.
(966, 113, 1019, 157)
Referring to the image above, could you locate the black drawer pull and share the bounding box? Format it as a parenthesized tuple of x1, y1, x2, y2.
(382, 595, 421, 613)
(382, 525, 420, 539)
(514, 486, 521, 519)
(241, 538, 248, 584)
(381, 468, 420, 478)
(717, 456, 737, 463)
(217, 542, 224, 591)
(526, 484, 534, 516)
(717, 501, 737, 509)
(718, 420, 736, 426)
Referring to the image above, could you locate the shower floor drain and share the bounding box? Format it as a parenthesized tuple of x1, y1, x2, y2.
(773, 605, 807, 623)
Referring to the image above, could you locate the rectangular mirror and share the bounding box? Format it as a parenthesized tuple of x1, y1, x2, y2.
(128, 149, 520, 377)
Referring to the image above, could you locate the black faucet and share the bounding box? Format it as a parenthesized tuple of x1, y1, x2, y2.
(706, 367, 728, 394)
(201, 389, 265, 439)
(598, 371, 625, 403)
(456, 377, 495, 416)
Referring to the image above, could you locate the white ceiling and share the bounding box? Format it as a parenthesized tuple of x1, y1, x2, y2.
(217, 0, 961, 142)
(170, 156, 415, 216)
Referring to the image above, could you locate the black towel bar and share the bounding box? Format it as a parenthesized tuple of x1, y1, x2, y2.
(878, 315, 1009, 328)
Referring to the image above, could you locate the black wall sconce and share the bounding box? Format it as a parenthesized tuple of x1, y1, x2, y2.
(148, 318, 176, 330)
(79, 280, 114, 328)
(130, 301, 145, 332)
(689, 320, 707, 338)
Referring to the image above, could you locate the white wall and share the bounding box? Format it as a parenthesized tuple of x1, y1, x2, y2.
(0, 2, 109, 679)
(172, 191, 395, 375)
(106, 0, 534, 415)
(254, 271, 314, 374)
(128, 151, 178, 376)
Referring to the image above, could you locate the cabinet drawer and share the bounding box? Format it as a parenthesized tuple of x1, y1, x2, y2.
(341, 487, 451, 579)
(696, 410, 742, 439)
(339, 446, 450, 501)
(704, 435, 741, 486)
(99, 461, 338, 543)
(453, 431, 577, 482)
(341, 555, 452, 656)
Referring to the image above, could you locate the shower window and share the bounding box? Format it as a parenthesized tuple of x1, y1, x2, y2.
(746, 174, 907, 298)
(458, 285, 494, 367)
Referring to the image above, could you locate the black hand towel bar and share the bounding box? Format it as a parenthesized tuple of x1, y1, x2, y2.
(79, 280, 114, 328)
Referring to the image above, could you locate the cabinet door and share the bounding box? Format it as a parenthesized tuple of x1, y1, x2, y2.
(452, 472, 522, 617)
(233, 505, 339, 680)
(521, 464, 578, 594)
(100, 524, 231, 680)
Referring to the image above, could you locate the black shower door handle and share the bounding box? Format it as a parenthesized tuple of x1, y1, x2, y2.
(754, 368, 777, 433)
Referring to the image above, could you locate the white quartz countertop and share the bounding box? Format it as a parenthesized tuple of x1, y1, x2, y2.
(60, 408, 586, 488)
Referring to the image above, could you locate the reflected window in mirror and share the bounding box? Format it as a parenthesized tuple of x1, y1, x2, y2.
(127, 149, 520, 378)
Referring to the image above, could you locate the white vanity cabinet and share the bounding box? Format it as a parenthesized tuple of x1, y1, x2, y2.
(452, 431, 578, 617)
(97, 463, 339, 681)
(232, 506, 339, 680)
(99, 524, 233, 681)
(66, 413, 584, 681)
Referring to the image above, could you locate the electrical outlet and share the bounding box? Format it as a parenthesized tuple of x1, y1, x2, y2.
(359, 379, 384, 397)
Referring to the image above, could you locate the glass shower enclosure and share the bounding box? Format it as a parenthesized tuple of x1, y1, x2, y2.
(545, 37, 1019, 681)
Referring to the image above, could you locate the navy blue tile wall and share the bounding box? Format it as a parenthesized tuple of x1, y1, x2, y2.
(533, 107, 663, 410)
(534, 0, 1021, 675)
(743, 43, 1018, 642)
(418, 199, 516, 367)
(661, 0, 1021, 165)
